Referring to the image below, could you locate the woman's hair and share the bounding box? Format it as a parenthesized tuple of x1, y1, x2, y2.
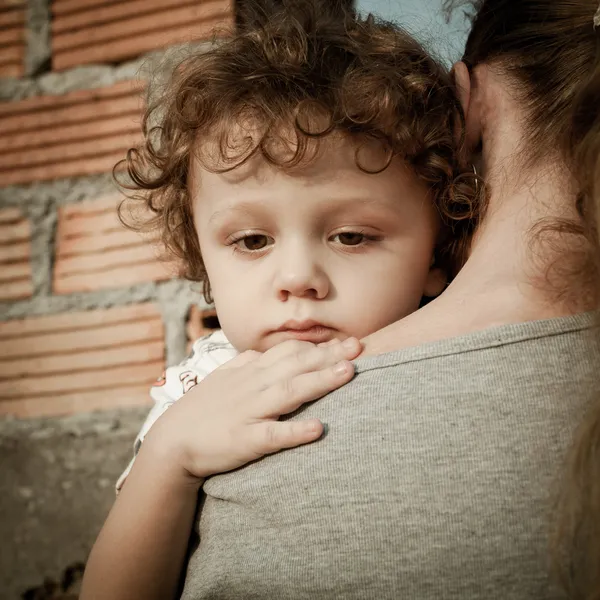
(445, 1, 600, 597)
(118, 1, 480, 301)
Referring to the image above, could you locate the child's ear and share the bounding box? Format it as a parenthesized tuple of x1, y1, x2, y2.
(423, 266, 447, 298)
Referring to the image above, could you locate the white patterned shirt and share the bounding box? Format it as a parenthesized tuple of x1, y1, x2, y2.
(116, 330, 237, 491)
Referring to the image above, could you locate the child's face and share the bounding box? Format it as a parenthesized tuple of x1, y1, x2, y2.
(191, 134, 444, 352)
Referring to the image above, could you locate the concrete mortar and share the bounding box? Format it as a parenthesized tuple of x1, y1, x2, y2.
(0, 407, 148, 600)
(0, 41, 214, 102)
(24, 0, 51, 77)
(27, 197, 56, 297)
(0, 173, 118, 211)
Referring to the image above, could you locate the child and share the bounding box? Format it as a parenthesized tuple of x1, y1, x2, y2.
(82, 5, 479, 598)
(114, 6, 478, 491)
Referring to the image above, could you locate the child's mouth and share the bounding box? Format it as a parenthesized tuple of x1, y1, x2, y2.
(274, 320, 336, 343)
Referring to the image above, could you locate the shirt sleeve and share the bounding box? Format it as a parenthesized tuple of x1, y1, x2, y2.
(115, 329, 237, 492)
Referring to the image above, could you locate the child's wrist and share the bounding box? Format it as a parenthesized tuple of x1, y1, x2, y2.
(139, 428, 205, 491)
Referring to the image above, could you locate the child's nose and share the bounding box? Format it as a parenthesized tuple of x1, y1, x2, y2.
(275, 256, 329, 301)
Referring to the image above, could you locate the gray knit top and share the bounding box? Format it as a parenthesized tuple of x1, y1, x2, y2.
(181, 313, 599, 600)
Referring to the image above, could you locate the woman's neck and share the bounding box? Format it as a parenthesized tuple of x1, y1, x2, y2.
(362, 151, 594, 356)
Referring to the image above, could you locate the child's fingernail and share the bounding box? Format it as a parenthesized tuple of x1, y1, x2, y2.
(342, 337, 357, 350)
(333, 361, 350, 375)
(308, 420, 322, 434)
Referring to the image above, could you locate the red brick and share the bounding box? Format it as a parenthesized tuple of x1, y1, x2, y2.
(1, 339, 164, 378)
(0, 25, 24, 46)
(53, 195, 177, 294)
(0, 218, 29, 243)
(0, 360, 163, 398)
(0, 7, 24, 29)
(0, 79, 144, 117)
(0, 206, 22, 223)
(53, 14, 232, 70)
(1, 113, 141, 153)
(56, 228, 147, 257)
(0, 3, 25, 16)
(0, 4, 24, 78)
(54, 244, 162, 278)
(52, 0, 124, 17)
(0, 302, 160, 337)
(0, 279, 32, 301)
(0, 131, 141, 170)
(0, 303, 164, 417)
(0, 261, 29, 281)
(53, 0, 213, 33)
(0, 43, 24, 63)
(0, 240, 29, 263)
(58, 210, 128, 238)
(53, 0, 230, 51)
(57, 198, 125, 235)
(0, 91, 142, 136)
(0, 152, 127, 186)
(0, 208, 32, 301)
(0, 317, 163, 359)
(59, 193, 122, 216)
(0, 63, 23, 78)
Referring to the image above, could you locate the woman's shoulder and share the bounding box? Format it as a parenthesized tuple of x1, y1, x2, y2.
(354, 311, 598, 374)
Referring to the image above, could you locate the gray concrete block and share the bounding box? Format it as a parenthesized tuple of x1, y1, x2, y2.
(0, 408, 148, 600)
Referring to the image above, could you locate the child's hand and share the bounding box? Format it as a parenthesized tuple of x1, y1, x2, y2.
(142, 337, 362, 482)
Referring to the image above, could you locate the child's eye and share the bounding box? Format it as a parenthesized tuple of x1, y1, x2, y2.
(335, 232, 365, 246)
(234, 234, 272, 251)
(332, 231, 378, 247)
(329, 230, 381, 249)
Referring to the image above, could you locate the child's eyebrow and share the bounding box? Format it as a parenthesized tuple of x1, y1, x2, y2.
(207, 202, 269, 226)
(318, 196, 402, 216)
(206, 195, 401, 227)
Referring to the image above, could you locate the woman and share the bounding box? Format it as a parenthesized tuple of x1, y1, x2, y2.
(82, 0, 600, 598)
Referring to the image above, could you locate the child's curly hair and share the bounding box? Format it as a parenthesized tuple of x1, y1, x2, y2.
(118, 3, 481, 301)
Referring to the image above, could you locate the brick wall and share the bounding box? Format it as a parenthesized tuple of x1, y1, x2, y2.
(0, 3, 232, 594)
(0, 0, 234, 421)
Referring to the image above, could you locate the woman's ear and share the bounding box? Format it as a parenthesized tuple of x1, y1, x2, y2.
(452, 61, 471, 115)
(452, 61, 482, 154)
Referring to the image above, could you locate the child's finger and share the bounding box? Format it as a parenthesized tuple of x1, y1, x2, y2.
(260, 360, 355, 417)
(318, 339, 340, 348)
(258, 337, 361, 384)
(252, 419, 324, 456)
(217, 349, 261, 371)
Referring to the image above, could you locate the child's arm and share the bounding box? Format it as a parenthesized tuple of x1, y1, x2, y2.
(80, 337, 361, 600)
(81, 437, 201, 600)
